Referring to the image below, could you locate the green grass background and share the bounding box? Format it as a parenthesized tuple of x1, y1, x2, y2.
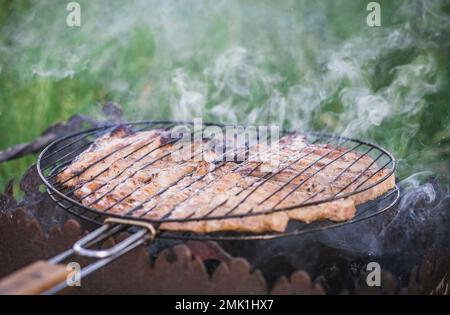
(0, 0, 449, 193)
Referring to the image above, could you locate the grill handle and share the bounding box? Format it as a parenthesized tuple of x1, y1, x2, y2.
(0, 261, 69, 295)
(0, 218, 157, 295)
(73, 218, 156, 258)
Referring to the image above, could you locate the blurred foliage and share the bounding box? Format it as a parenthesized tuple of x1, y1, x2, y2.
(0, 0, 449, 192)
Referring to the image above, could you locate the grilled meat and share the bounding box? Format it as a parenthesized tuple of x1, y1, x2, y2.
(56, 126, 395, 233)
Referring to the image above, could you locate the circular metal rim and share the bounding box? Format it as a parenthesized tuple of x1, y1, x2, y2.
(37, 120, 397, 226)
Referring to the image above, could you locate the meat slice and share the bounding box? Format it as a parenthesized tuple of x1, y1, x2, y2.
(239, 139, 395, 206)
(56, 126, 173, 187)
(80, 162, 199, 212)
(159, 173, 290, 233)
(160, 175, 355, 233)
(58, 127, 223, 212)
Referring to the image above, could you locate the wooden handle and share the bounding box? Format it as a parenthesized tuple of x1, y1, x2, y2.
(0, 261, 69, 295)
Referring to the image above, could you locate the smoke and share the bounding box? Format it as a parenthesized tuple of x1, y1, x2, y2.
(317, 172, 446, 256)
(1, 1, 449, 184)
(170, 69, 206, 120)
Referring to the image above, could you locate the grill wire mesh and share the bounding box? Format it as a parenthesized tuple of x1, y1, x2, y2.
(37, 121, 399, 241)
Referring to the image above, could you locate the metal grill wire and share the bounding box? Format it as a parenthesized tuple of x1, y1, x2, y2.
(38, 121, 398, 239)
